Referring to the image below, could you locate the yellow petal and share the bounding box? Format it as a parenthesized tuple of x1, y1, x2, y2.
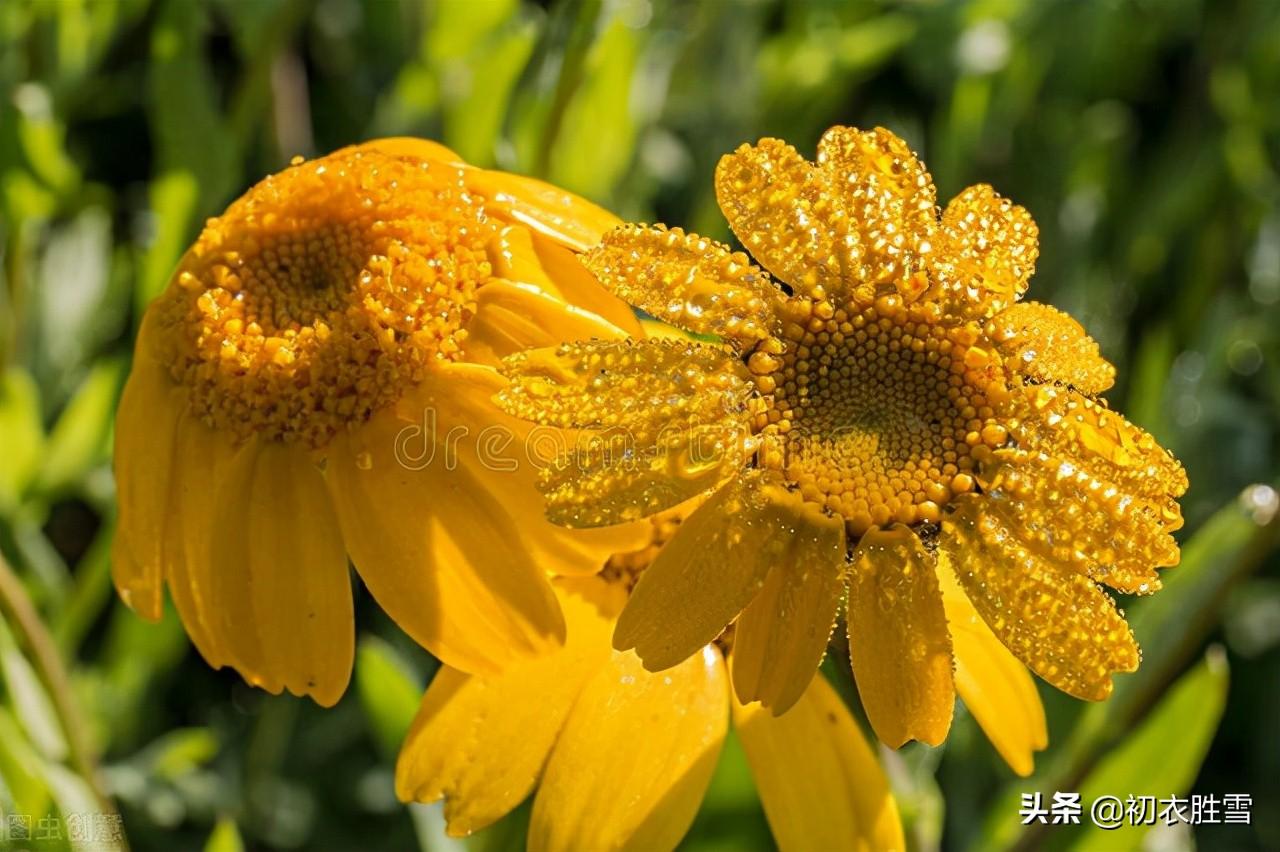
(112, 311, 183, 621)
(206, 438, 354, 706)
(615, 471, 813, 671)
(733, 675, 905, 852)
(461, 279, 627, 369)
(346, 137, 465, 165)
(499, 338, 753, 447)
(715, 137, 846, 300)
(528, 232, 644, 336)
(847, 526, 955, 747)
(1015, 383, 1188, 508)
(529, 645, 728, 852)
(930, 184, 1039, 320)
(396, 577, 622, 836)
(730, 506, 845, 714)
(987, 302, 1115, 393)
(816, 126, 938, 298)
(327, 362, 566, 675)
(464, 167, 622, 252)
(981, 451, 1177, 595)
(162, 413, 235, 669)
(941, 496, 1140, 701)
(937, 556, 1047, 776)
(582, 223, 778, 344)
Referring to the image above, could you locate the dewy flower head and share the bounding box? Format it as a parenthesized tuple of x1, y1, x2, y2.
(395, 513, 904, 852)
(112, 139, 646, 705)
(500, 126, 1188, 750)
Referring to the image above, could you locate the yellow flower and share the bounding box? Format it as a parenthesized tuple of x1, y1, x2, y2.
(499, 126, 1187, 751)
(111, 139, 645, 705)
(395, 516, 904, 852)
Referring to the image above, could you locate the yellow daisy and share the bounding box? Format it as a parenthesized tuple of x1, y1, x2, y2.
(111, 139, 644, 705)
(396, 515, 904, 852)
(498, 126, 1187, 749)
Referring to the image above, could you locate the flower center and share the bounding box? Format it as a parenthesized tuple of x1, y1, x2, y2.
(151, 150, 494, 447)
(750, 294, 1009, 537)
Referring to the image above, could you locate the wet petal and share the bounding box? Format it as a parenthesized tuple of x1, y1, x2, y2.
(987, 302, 1115, 394)
(499, 338, 754, 445)
(583, 223, 778, 344)
(529, 646, 728, 852)
(930, 184, 1039, 320)
(396, 578, 621, 836)
(733, 674, 905, 852)
(847, 525, 955, 747)
(614, 471, 814, 671)
(715, 137, 847, 300)
(982, 451, 1177, 594)
(941, 496, 1140, 701)
(938, 556, 1047, 776)
(816, 126, 938, 299)
(730, 507, 845, 714)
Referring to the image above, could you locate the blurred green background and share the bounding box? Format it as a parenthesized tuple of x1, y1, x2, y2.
(1, 0, 1279, 850)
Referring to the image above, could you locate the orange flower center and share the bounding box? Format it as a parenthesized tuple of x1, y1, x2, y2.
(152, 150, 495, 447)
(750, 293, 1011, 536)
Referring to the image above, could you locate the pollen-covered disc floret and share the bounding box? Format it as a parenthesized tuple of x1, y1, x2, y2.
(751, 292, 1010, 536)
(151, 149, 495, 446)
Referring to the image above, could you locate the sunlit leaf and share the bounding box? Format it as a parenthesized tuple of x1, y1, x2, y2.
(1071, 648, 1229, 852)
(36, 358, 124, 495)
(355, 636, 423, 760)
(204, 817, 246, 852)
(0, 368, 44, 512)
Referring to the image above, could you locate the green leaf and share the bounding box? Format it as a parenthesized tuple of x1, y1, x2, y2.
(1070, 648, 1229, 852)
(143, 727, 219, 781)
(204, 817, 246, 852)
(546, 18, 641, 202)
(0, 368, 44, 512)
(0, 619, 67, 762)
(0, 706, 52, 821)
(35, 358, 124, 495)
(355, 636, 423, 760)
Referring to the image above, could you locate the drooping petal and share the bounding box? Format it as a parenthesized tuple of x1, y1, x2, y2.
(112, 312, 184, 621)
(162, 412, 234, 669)
(816, 125, 938, 300)
(499, 338, 754, 445)
(460, 279, 626, 368)
(987, 302, 1115, 394)
(529, 646, 728, 852)
(582, 224, 779, 344)
(847, 525, 955, 748)
(730, 506, 845, 714)
(941, 496, 1140, 701)
(206, 438, 354, 706)
(715, 137, 849, 300)
(937, 554, 1047, 777)
(326, 362, 566, 675)
(396, 578, 622, 836)
(929, 184, 1039, 320)
(614, 471, 821, 671)
(733, 675, 905, 852)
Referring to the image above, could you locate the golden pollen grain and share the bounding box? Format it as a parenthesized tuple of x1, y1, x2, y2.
(152, 150, 494, 446)
(751, 293, 1005, 537)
